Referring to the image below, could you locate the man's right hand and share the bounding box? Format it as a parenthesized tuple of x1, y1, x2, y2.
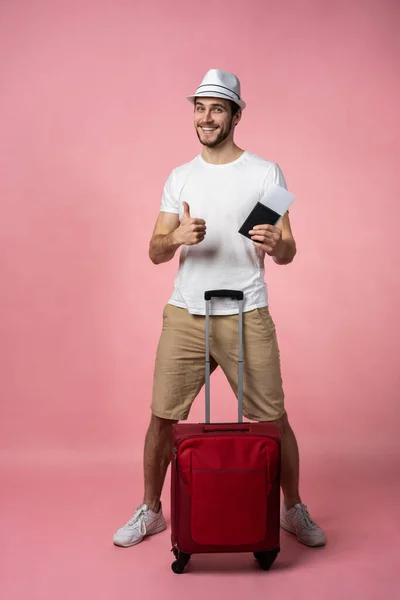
(173, 202, 206, 246)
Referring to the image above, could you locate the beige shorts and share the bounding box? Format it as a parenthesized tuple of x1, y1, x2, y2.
(151, 304, 285, 422)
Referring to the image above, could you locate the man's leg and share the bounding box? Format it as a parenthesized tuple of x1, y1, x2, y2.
(114, 304, 211, 547)
(274, 412, 301, 509)
(113, 414, 178, 548)
(275, 412, 326, 546)
(211, 307, 326, 547)
(113, 416, 172, 547)
(143, 414, 177, 512)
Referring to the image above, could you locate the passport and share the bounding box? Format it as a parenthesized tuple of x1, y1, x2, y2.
(238, 203, 281, 240)
(238, 183, 296, 240)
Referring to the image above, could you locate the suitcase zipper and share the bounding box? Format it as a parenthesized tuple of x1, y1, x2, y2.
(171, 447, 180, 552)
(174, 435, 277, 490)
(173, 435, 275, 478)
(175, 433, 276, 448)
(171, 541, 180, 555)
(172, 446, 189, 485)
(171, 436, 276, 553)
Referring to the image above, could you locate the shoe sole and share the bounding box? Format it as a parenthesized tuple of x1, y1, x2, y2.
(280, 520, 326, 547)
(113, 521, 167, 548)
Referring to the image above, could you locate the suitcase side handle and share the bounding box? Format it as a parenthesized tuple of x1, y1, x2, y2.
(203, 424, 250, 433)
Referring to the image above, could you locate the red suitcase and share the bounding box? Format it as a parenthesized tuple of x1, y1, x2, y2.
(170, 290, 281, 574)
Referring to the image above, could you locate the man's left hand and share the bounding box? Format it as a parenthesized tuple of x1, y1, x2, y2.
(249, 224, 283, 256)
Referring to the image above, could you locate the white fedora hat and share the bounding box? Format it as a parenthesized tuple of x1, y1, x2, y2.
(187, 69, 246, 109)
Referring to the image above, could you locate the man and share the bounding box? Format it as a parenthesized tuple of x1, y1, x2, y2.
(114, 69, 326, 549)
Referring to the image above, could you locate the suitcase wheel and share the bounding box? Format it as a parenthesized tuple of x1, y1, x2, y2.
(171, 551, 191, 574)
(254, 550, 279, 571)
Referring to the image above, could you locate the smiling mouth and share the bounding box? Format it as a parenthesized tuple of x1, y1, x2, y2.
(200, 127, 218, 133)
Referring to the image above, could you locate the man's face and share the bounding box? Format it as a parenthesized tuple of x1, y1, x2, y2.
(194, 98, 239, 148)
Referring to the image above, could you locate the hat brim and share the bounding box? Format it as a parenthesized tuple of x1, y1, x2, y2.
(187, 93, 246, 110)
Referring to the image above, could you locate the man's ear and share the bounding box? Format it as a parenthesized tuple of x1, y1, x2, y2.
(234, 110, 242, 126)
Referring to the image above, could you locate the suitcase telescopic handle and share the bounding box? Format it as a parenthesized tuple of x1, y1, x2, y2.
(204, 290, 244, 301)
(204, 289, 244, 424)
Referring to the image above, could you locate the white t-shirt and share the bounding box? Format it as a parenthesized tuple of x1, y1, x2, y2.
(159, 150, 288, 315)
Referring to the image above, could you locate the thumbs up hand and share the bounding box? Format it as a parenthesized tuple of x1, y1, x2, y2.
(174, 202, 207, 246)
(182, 201, 192, 221)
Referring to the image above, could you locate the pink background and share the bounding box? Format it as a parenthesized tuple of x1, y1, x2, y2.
(1, 0, 399, 598)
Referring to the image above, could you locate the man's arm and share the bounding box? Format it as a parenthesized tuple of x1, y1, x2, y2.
(149, 202, 207, 265)
(149, 212, 182, 265)
(249, 211, 297, 265)
(271, 212, 297, 265)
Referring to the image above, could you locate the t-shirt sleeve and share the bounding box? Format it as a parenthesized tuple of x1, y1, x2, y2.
(159, 170, 179, 213)
(262, 163, 288, 193)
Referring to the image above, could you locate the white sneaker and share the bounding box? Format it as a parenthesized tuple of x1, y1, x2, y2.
(113, 503, 167, 547)
(280, 502, 326, 547)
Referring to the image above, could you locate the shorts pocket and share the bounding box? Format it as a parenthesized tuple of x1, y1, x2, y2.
(254, 307, 276, 338)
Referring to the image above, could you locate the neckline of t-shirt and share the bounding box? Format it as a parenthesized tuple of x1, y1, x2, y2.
(198, 150, 248, 168)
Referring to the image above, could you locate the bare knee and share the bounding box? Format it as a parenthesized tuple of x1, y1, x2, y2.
(150, 413, 178, 433)
(273, 412, 291, 436)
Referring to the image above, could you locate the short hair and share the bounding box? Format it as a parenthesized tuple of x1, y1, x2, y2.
(229, 101, 241, 117)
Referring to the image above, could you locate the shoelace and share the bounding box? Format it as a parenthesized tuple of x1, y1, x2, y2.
(293, 504, 317, 531)
(123, 505, 148, 536)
